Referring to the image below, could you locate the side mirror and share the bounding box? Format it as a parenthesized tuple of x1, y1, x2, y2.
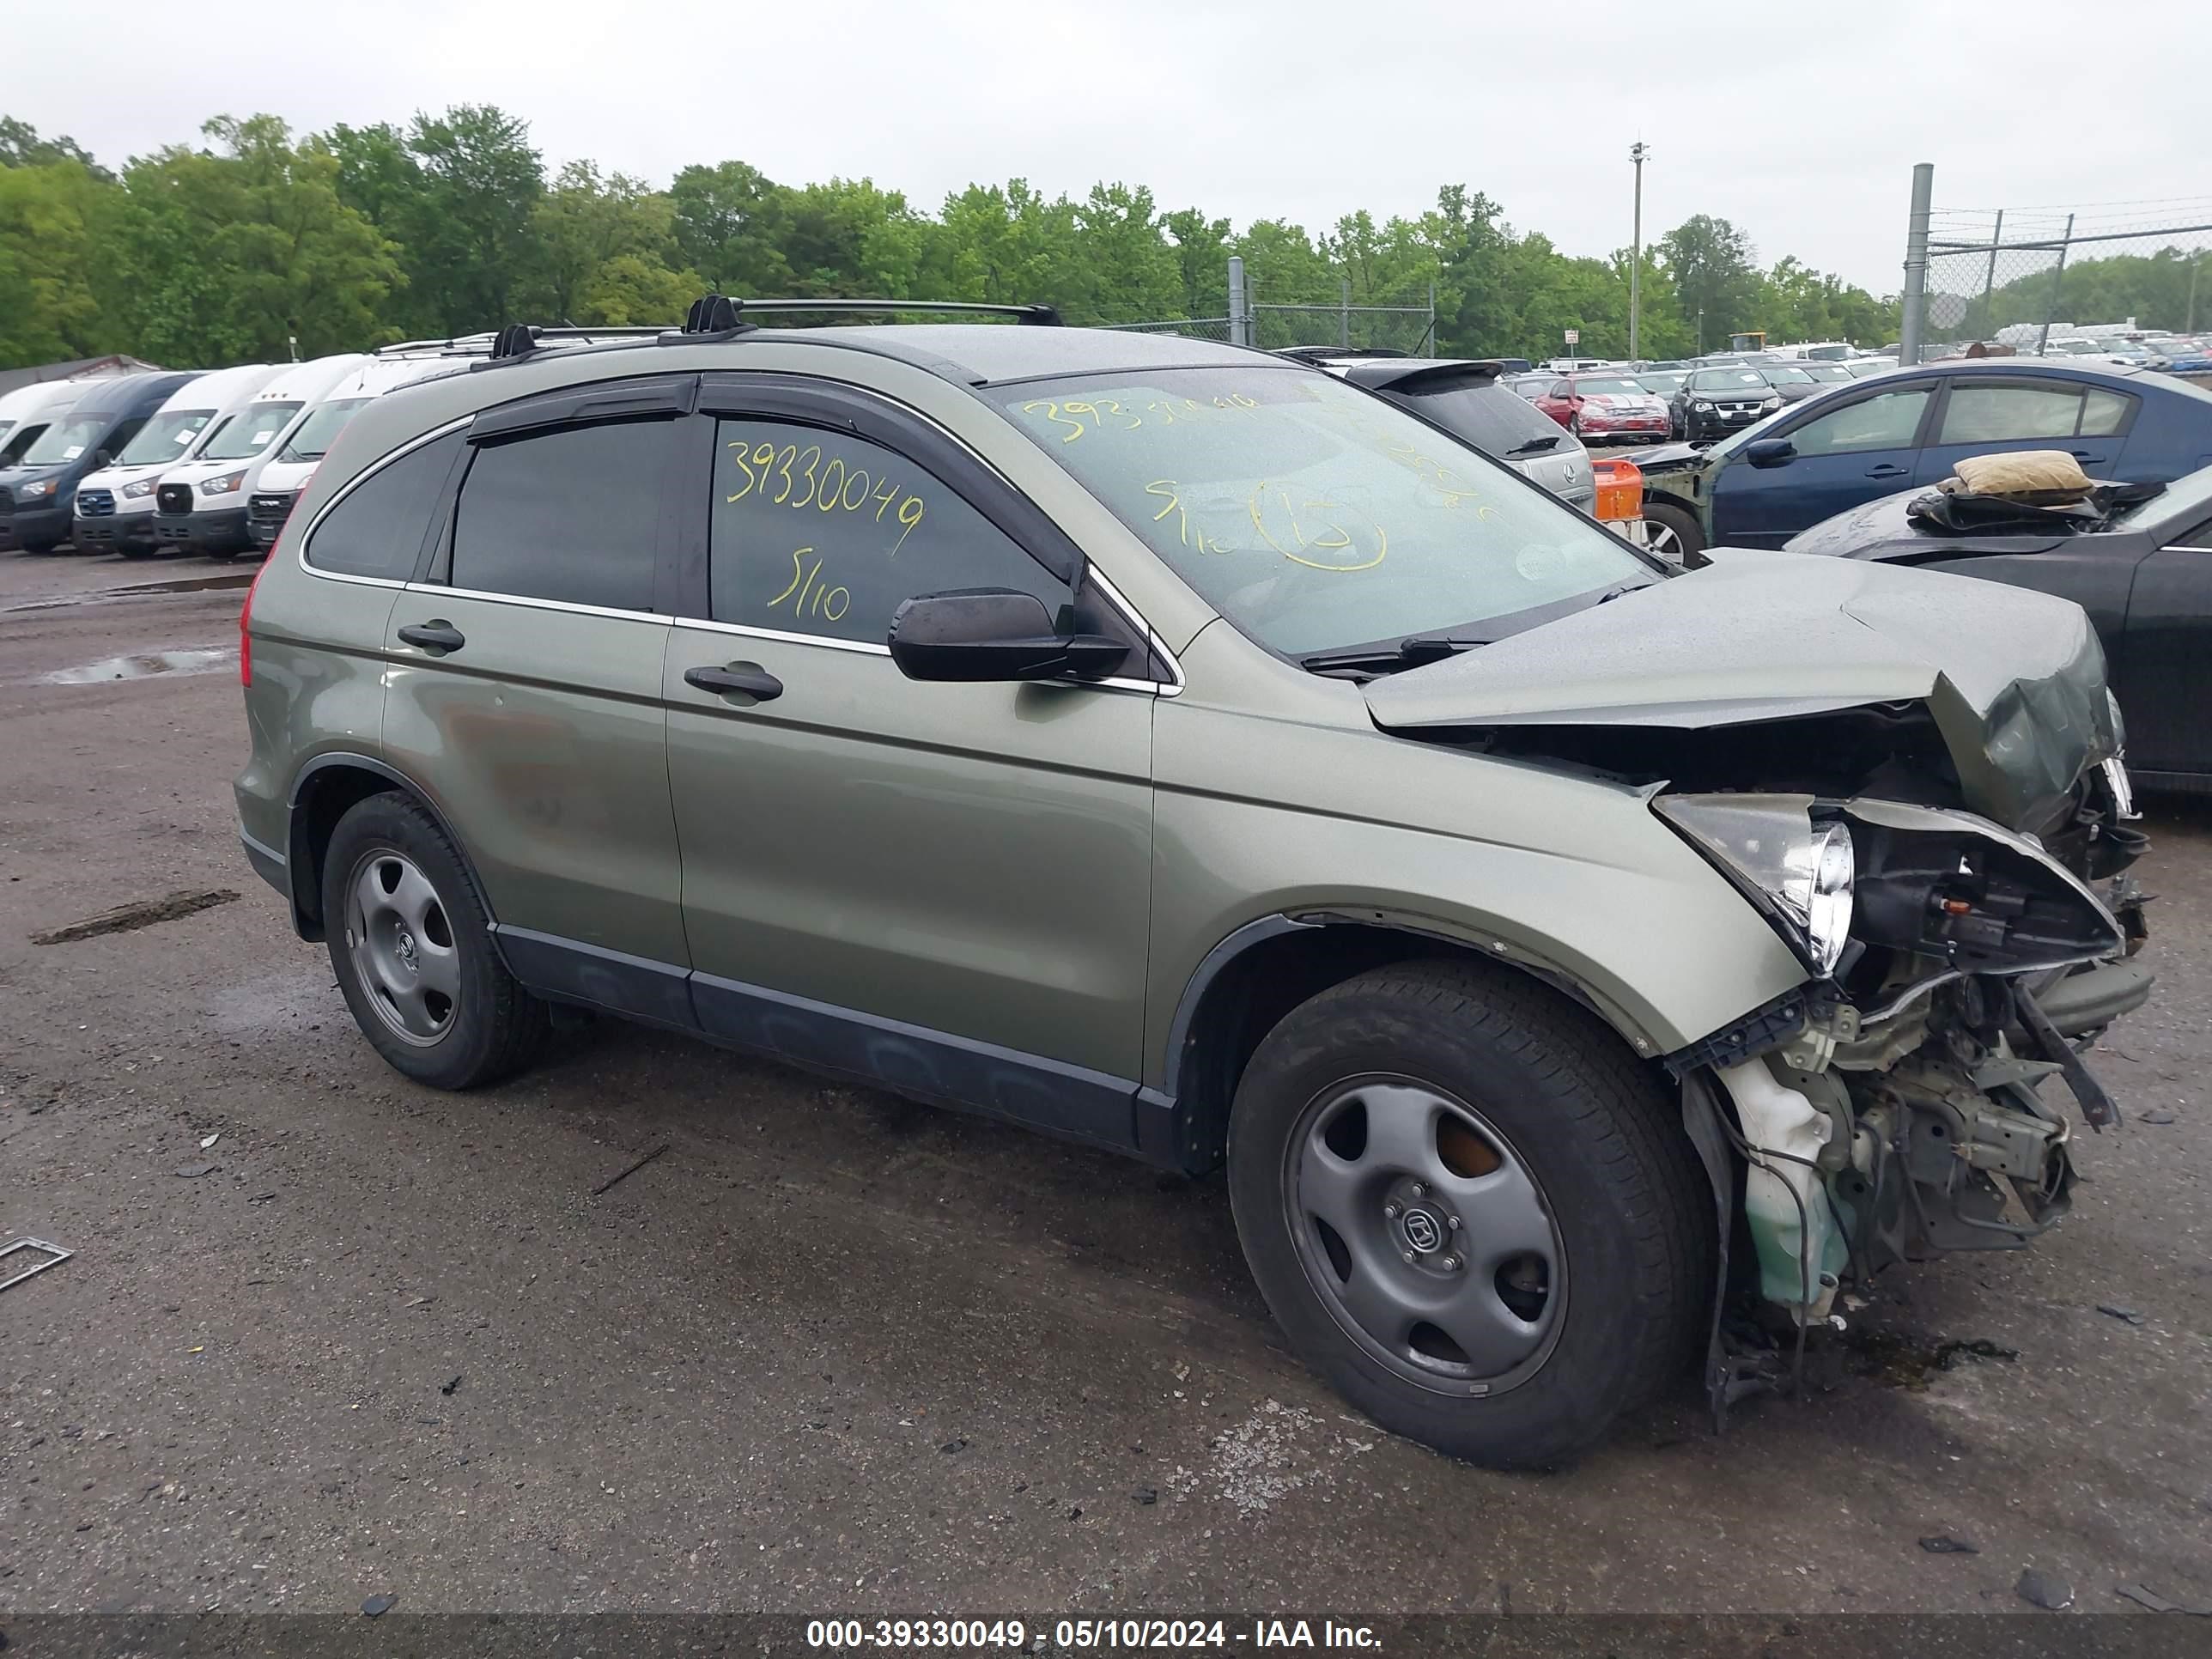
(92, 450, 112, 470)
(888, 588, 1130, 684)
(1745, 438, 1797, 468)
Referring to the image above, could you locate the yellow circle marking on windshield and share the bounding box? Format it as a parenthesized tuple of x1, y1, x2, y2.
(1249, 482, 1386, 572)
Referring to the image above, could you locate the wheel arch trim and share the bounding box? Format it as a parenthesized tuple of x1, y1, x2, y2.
(284, 751, 500, 944)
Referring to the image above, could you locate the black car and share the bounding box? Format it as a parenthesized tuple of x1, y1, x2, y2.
(1672, 367, 1786, 441)
(1786, 467, 2212, 790)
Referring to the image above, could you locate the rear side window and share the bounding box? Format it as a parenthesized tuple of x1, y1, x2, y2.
(450, 420, 670, 611)
(305, 433, 462, 580)
(1937, 380, 2136, 444)
(708, 419, 1066, 645)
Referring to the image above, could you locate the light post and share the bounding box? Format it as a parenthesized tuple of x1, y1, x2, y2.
(1628, 143, 1649, 361)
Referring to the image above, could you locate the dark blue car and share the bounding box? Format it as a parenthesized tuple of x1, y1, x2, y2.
(1689, 361, 2212, 550)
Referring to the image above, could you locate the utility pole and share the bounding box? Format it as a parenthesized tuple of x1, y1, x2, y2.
(1628, 142, 1649, 362)
(1899, 161, 1934, 368)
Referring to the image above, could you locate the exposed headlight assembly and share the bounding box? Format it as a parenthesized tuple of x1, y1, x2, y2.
(1656, 793, 1855, 975)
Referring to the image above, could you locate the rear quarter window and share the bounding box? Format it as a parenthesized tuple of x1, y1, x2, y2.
(304, 433, 463, 580)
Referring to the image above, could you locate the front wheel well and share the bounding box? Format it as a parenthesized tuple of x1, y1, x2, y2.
(1166, 922, 1645, 1174)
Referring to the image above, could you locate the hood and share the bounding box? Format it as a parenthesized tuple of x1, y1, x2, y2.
(1783, 488, 1925, 557)
(1627, 441, 1710, 479)
(1364, 547, 2118, 827)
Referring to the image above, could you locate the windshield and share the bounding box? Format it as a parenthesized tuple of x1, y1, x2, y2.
(1392, 378, 1569, 456)
(117, 409, 216, 467)
(1637, 373, 1689, 393)
(279, 398, 369, 463)
(199, 402, 301, 462)
(1764, 365, 1816, 385)
(23, 416, 108, 466)
(1797, 363, 1855, 381)
(1803, 344, 1852, 361)
(1571, 377, 1647, 396)
(990, 367, 1650, 658)
(1690, 368, 1772, 391)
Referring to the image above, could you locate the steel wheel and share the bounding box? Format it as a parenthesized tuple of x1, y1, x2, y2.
(343, 848, 461, 1046)
(1285, 1076, 1565, 1396)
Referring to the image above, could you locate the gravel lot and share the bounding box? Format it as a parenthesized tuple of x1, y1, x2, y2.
(3, 549, 2209, 1620)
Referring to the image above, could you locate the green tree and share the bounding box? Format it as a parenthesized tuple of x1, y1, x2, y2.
(0, 118, 112, 181)
(529, 161, 690, 323)
(669, 159, 794, 295)
(400, 105, 545, 331)
(1657, 214, 1762, 349)
(0, 160, 118, 362)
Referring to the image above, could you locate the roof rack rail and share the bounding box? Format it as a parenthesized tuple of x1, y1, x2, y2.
(699, 296, 1062, 327)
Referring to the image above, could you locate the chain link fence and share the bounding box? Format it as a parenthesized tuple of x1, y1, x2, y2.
(1910, 194, 2212, 367)
(1110, 266, 1437, 356)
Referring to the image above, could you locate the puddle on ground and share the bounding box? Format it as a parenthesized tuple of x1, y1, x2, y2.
(37, 647, 234, 685)
(2, 570, 256, 614)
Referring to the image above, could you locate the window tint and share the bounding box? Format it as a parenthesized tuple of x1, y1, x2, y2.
(1393, 380, 1565, 455)
(709, 419, 1065, 644)
(307, 433, 462, 579)
(1937, 381, 2133, 444)
(451, 419, 668, 611)
(1784, 386, 1931, 456)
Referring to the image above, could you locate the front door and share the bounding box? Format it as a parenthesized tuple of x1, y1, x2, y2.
(2118, 516, 2212, 781)
(1710, 380, 1937, 549)
(1911, 375, 2139, 488)
(380, 385, 693, 1000)
(662, 383, 1160, 1144)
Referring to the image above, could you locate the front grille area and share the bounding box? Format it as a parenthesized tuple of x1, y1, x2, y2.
(247, 491, 294, 526)
(0, 488, 14, 514)
(155, 483, 194, 514)
(76, 489, 116, 516)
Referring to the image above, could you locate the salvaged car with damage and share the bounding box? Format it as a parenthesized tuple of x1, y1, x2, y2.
(234, 309, 2151, 1472)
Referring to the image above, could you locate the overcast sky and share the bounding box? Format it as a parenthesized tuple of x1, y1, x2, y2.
(9, 0, 2201, 295)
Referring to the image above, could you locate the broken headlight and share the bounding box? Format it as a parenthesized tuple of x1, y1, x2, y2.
(1655, 793, 1855, 975)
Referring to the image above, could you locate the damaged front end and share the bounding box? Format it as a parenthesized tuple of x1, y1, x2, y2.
(1661, 785, 2147, 1326)
(1360, 549, 2155, 1418)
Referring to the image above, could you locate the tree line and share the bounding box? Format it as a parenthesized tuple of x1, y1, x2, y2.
(2, 106, 1915, 371)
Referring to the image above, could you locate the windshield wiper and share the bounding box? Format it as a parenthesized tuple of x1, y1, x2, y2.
(1299, 634, 1491, 674)
(1505, 434, 1562, 455)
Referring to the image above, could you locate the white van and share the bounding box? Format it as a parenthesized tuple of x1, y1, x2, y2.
(245, 354, 457, 550)
(73, 364, 283, 556)
(151, 355, 364, 556)
(0, 380, 99, 468)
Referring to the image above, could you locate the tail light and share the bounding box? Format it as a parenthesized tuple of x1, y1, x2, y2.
(240, 560, 267, 687)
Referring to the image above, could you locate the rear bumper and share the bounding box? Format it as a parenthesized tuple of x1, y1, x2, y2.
(0, 504, 70, 550)
(154, 507, 252, 551)
(239, 823, 289, 896)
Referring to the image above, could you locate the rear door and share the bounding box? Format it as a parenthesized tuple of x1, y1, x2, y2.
(1711, 379, 1937, 549)
(1911, 375, 2139, 486)
(380, 376, 694, 1005)
(661, 375, 1159, 1141)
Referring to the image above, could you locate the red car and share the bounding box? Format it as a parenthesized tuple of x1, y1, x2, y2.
(1527, 374, 1672, 443)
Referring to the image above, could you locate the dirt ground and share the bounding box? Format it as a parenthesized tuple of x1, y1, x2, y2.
(3, 548, 2208, 1620)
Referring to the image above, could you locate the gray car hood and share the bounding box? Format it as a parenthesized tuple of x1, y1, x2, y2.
(1364, 547, 2118, 826)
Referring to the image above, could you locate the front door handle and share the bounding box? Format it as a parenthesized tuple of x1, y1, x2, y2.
(397, 621, 465, 653)
(1864, 463, 1910, 479)
(684, 662, 784, 702)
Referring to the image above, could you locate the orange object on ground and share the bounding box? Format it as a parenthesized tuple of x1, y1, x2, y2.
(1590, 456, 1644, 525)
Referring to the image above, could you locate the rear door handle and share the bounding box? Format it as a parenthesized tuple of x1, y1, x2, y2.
(1864, 464, 1910, 478)
(397, 621, 465, 653)
(684, 662, 784, 702)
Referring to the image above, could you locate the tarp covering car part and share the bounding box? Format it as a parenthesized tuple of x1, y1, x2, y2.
(1361, 549, 2119, 830)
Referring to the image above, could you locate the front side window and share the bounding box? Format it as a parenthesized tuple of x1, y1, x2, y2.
(1781, 386, 1932, 456)
(306, 434, 463, 580)
(989, 366, 1652, 658)
(1937, 381, 2135, 444)
(200, 403, 302, 461)
(450, 419, 668, 611)
(708, 419, 1066, 645)
(118, 410, 216, 466)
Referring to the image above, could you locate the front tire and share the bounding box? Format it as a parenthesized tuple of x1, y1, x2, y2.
(1641, 501, 1705, 565)
(322, 793, 546, 1090)
(1226, 961, 1710, 1470)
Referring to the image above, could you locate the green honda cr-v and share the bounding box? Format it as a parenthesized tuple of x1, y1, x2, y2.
(234, 300, 2153, 1468)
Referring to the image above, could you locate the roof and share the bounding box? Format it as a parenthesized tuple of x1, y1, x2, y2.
(823, 324, 1261, 385)
(0, 355, 163, 398)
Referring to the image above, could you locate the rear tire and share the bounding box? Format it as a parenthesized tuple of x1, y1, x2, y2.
(1226, 960, 1710, 1470)
(322, 793, 546, 1090)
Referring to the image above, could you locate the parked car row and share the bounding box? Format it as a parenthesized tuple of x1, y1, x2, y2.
(0, 346, 516, 559)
